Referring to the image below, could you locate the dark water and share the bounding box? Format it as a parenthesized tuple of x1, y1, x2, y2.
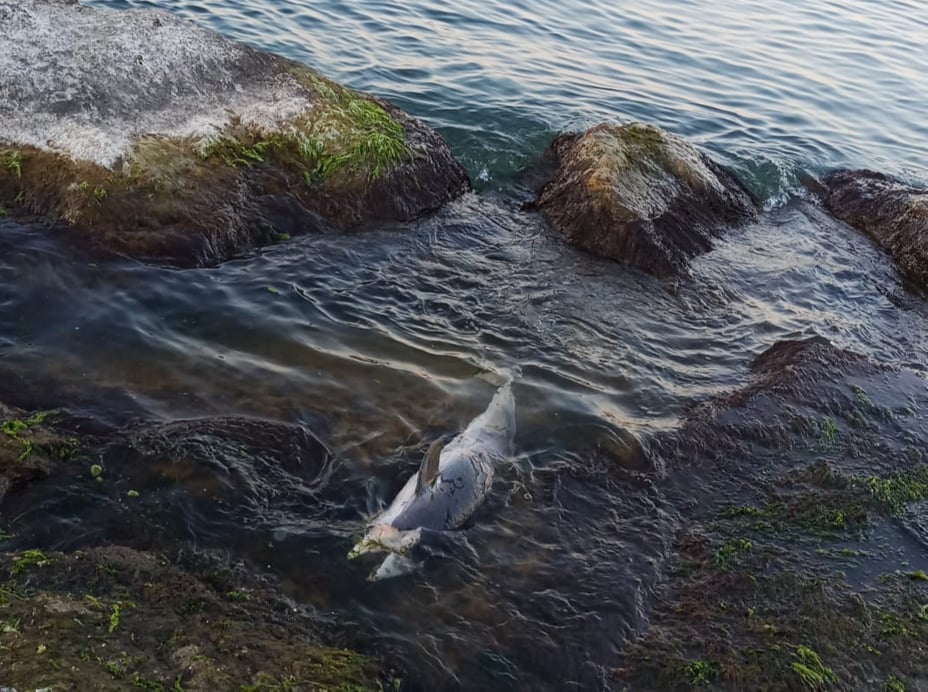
(3, 0, 928, 689)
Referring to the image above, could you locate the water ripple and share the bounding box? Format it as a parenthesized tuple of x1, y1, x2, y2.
(5, 0, 928, 688)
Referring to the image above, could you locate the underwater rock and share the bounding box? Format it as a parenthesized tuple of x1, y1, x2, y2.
(100, 416, 336, 521)
(823, 170, 928, 290)
(534, 122, 756, 277)
(653, 336, 927, 477)
(0, 404, 76, 505)
(616, 338, 928, 690)
(0, 402, 391, 687)
(0, 0, 469, 267)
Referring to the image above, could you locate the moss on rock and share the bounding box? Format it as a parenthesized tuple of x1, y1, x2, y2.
(534, 122, 756, 277)
(615, 337, 928, 689)
(0, 546, 389, 690)
(0, 404, 79, 505)
(0, 2, 469, 267)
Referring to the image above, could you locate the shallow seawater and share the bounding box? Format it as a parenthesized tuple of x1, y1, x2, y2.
(3, 0, 928, 689)
(88, 0, 928, 192)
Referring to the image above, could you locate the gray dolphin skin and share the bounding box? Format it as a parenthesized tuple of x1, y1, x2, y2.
(349, 379, 516, 580)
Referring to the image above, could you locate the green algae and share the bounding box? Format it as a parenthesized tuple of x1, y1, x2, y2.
(850, 384, 874, 410)
(790, 645, 836, 689)
(714, 538, 753, 569)
(717, 491, 868, 543)
(618, 446, 928, 691)
(1, 411, 50, 460)
(108, 602, 122, 633)
(195, 95, 410, 186)
(10, 549, 50, 575)
(190, 68, 410, 188)
(816, 416, 839, 450)
(682, 660, 717, 687)
(884, 674, 907, 691)
(855, 466, 928, 515)
(3, 150, 22, 178)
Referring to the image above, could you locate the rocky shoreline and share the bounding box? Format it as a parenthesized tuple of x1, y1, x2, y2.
(0, 0, 469, 267)
(618, 338, 928, 690)
(1, 1, 927, 691)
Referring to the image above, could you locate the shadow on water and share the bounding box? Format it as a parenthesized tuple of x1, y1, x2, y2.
(2, 181, 928, 688)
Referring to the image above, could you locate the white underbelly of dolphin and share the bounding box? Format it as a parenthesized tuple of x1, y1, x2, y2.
(349, 379, 516, 579)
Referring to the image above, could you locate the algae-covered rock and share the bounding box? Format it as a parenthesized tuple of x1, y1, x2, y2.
(823, 170, 928, 290)
(0, 404, 77, 504)
(0, 0, 469, 266)
(653, 336, 926, 477)
(535, 123, 756, 277)
(615, 338, 928, 690)
(0, 546, 389, 690)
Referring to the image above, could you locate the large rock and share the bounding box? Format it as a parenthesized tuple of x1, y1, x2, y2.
(0, 0, 470, 266)
(535, 123, 756, 277)
(653, 336, 927, 474)
(617, 339, 928, 690)
(0, 545, 390, 690)
(823, 170, 928, 290)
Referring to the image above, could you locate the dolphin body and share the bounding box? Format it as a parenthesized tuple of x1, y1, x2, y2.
(349, 380, 516, 580)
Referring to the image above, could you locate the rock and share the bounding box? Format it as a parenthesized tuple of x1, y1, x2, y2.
(653, 336, 926, 477)
(99, 416, 336, 519)
(0, 408, 348, 551)
(0, 0, 469, 267)
(0, 404, 77, 505)
(823, 170, 928, 290)
(535, 123, 756, 277)
(616, 339, 928, 690)
(0, 546, 389, 690)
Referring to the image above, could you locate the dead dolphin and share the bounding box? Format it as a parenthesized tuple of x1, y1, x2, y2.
(349, 379, 516, 580)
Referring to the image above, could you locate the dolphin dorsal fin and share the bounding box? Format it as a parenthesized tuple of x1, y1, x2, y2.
(416, 437, 444, 493)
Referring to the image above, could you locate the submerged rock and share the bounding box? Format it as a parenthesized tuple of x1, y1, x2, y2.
(0, 404, 392, 688)
(0, 405, 77, 505)
(823, 170, 928, 290)
(617, 338, 928, 690)
(654, 335, 926, 477)
(535, 123, 756, 277)
(0, 0, 469, 266)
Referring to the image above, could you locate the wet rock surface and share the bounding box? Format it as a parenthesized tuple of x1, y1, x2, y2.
(823, 170, 928, 291)
(0, 397, 393, 690)
(0, 405, 79, 506)
(618, 338, 928, 690)
(0, 545, 388, 690)
(534, 122, 756, 277)
(0, 0, 470, 267)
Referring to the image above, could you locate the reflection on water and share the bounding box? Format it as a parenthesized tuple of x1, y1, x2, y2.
(88, 0, 928, 190)
(4, 0, 928, 687)
(3, 188, 928, 687)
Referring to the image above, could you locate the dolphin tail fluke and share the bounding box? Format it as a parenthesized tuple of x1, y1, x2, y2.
(368, 552, 419, 581)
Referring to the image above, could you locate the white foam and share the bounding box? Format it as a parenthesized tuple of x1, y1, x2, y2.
(0, 1, 314, 168)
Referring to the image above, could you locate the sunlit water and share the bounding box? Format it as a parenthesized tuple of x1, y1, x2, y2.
(2, 0, 928, 689)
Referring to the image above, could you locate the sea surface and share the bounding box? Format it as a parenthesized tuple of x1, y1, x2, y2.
(3, 0, 928, 689)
